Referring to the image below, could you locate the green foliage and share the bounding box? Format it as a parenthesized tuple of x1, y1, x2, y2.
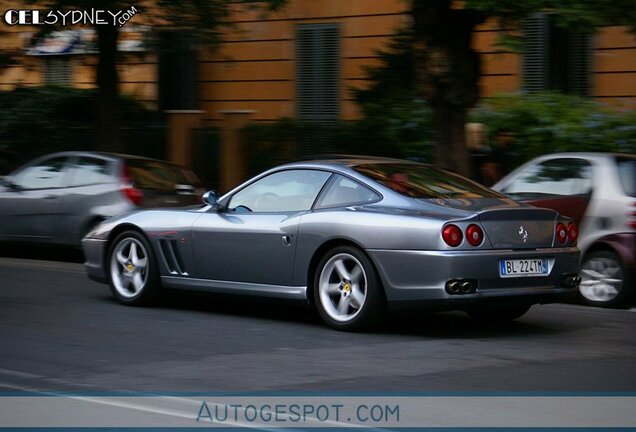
(0, 86, 164, 172)
(349, 30, 433, 162)
(472, 92, 636, 170)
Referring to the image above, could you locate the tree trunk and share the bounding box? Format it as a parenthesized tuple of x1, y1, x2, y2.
(412, 1, 483, 178)
(95, 24, 122, 152)
(433, 103, 471, 175)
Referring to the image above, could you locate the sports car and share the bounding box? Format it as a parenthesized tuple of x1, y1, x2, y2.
(83, 157, 581, 331)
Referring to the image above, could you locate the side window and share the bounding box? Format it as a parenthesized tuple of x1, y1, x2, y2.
(229, 170, 331, 213)
(503, 158, 593, 198)
(12, 156, 69, 190)
(316, 175, 380, 208)
(67, 157, 113, 187)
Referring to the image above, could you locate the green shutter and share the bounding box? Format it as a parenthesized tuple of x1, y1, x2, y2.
(522, 13, 550, 94)
(296, 24, 341, 122)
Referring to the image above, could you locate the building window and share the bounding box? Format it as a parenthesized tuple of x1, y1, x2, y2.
(296, 24, 341, 122)
(522, 13, 591, 96)
(158, 32, 197, 110)
(42, 57, 72, 86)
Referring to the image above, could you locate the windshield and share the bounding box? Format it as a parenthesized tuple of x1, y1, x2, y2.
(353, 163, 502, 199)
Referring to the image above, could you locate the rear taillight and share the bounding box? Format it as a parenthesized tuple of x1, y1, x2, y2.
(567, 223, 579, 244)
(629, 202, 636, 229)
(466, 224, 484, 247)
(442, 224, 463, 247)
(556, 223, 568, 244)
(120, 164, 144, 206)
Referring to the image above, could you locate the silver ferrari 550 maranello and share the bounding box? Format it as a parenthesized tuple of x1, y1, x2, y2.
(83, 157, 581, 331)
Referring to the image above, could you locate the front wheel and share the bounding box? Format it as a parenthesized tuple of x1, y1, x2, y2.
(314, 246, 385, 331)
(108, 230, 160, 305)
(579, 251, 629, 308)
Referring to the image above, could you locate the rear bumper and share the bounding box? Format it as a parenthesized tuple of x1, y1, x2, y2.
(368, 247, 580, 305)
(82, 237, 108, 283)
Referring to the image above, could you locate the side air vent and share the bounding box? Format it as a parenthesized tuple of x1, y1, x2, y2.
(159, 240, 188, 276)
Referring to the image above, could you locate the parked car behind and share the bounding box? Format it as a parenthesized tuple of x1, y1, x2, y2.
(493, 153, 636, 307)
(0, 151, 203, 246)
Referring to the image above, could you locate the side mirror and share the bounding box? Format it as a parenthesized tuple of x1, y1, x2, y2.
(202, 190, 222, 210)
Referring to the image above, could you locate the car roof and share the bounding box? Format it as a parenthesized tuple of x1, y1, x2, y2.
(529, 152, 635, 162)
(34, 151, 183, 166)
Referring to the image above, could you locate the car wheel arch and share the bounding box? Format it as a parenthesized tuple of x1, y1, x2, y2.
(105, 224, 148, 267)
(306, 238, 386, 305)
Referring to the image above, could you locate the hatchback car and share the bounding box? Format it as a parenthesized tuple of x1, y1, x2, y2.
(83, 157, 581, 331)
(494, 153, 635, 307)
(0, 151, 203, 246)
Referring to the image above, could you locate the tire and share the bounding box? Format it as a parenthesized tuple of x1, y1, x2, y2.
(107, 230, 160, 305)
(313, 246, 386, 331)
(579, 250, 630, 308)
(466, 304, 531, 323)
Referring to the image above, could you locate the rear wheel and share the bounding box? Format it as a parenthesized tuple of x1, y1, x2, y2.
(108, 230, 160, 305)
(467, 304, 531, 323)
(579, 250, 629, 307)
(314, 246, 385, 331)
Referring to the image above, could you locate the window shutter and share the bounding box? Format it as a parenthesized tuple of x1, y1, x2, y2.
(43, 57, 72, 86)
(522, 13, 550, 93)
(569, 33, 591, 97)
(296, 24, 341, 122)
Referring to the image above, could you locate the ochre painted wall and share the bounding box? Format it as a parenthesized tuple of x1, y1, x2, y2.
(1, 0, 635, 115)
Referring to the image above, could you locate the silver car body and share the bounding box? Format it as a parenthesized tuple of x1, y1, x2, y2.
(84, 158, 580, 308)
(0, 151, 202, 246)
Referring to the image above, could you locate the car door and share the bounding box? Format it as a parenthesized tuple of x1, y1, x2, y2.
(0, 155, 71, 242)
(191, 169, 332, 286)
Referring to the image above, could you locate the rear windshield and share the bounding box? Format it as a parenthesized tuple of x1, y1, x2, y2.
(353, 163, 502, 199)
(125, 159, 200, 190)
(616, 156, 636, 197)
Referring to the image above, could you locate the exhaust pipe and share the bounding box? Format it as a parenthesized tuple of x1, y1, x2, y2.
(446, 281, 461, 294)
(446, 279, 477, 295)
(561, 274, 582, 288)
(460, 281, 474, 294)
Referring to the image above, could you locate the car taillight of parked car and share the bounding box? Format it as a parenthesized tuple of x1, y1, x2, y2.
(629, 202, 636, 230)
(120, 164, 144, 206)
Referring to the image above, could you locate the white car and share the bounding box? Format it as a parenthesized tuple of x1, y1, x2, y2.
(494, 153, 636, 307)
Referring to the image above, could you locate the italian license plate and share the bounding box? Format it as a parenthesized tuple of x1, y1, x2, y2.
(499, 258, 548, 278)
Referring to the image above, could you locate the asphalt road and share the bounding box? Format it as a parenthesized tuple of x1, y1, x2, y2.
(1, 251, 635, 394)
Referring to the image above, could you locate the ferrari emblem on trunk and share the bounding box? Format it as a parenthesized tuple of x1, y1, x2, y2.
(519, 225, 528, 243)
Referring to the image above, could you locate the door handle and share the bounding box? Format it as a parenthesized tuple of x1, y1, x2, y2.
(43, 195, 57, 200)
(281, 235, 291, 246)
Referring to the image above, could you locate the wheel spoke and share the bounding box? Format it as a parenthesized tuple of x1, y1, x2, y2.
(349, 265, 363, 285)
(132, 273, 144, 293)
(336, 296, 350, 315)
(350, 286, 365, 309)
(333, 259, 350, 281)
(116, 251, 128, 266)
(129, 242, 138, 262)
(326, 283, 340, 295)
(134, 256, 147, 269)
